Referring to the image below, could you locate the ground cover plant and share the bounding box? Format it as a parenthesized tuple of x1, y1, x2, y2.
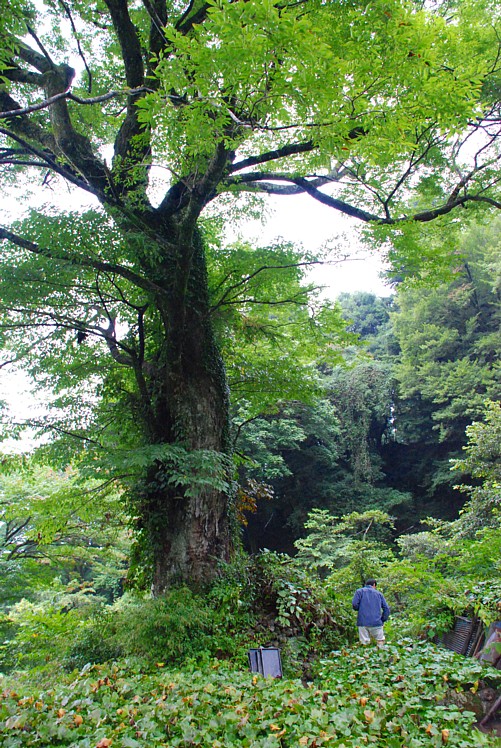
(1, 641, 500, 747)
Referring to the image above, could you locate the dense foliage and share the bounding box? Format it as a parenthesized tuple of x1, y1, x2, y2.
(238, 219, 500, 548)
(0, 0, 500, 588)
(0, 1, 500, 739)
(1, 642, 500, 747)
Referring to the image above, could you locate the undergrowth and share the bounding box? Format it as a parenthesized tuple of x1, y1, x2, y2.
(0, 552, 350, 681)
(1, 641, 500, 747)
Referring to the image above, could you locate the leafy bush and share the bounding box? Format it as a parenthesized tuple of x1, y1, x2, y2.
(0, 581, 110, 676)
(295, 509, 395, 580)
(1, 554, 351, 680)
(111, 589, 237, 666)
(62, 608, 123, 671)
(247, 551, 352, 652)
(373, 519, 501, 640)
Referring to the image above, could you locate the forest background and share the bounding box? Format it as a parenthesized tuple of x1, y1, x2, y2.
(0, 0, 500, 745)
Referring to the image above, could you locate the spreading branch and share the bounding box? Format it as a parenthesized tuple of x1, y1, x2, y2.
(228, 141, 315, 173)
(0, 88, 156, 120)
(210, 260, 325, 312)
(0, 226, 164, 296)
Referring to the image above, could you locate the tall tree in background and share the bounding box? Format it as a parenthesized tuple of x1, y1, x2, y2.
(386, 218, 501, 517)
(240, 239, 500, 547)
(0, 0, 500, 591)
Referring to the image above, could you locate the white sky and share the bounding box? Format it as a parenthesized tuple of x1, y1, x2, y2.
(237, 193, 391, 298)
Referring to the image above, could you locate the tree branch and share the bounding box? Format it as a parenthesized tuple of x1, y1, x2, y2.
(0, 88, 155, 120)
(58, 0, 93, 92)
(228, 171, 501, 224)
(0, 225, 164, 295)
(142, 0, 169, 58)
(103, 0, 152, 195)
(175, 0, 211, 35)
(291, 177, 384, 221)
(4, 517, 31, 543)
(96, 314, 135, 366)
(17, 39, 53, 74)
(228, 141, 315, 173)
(210, 260, 324, 312)
(224, 169, 346, 195)
(0, 125, 94, 192)
(0, 63, 113, 199)
(104, 0, 144, 89)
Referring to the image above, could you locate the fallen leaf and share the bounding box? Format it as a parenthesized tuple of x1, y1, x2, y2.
(96, 739, 112, 748)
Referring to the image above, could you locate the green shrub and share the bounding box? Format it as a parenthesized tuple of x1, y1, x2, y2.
(0, 580, 121, 676)
(108, 584, 258, 665)
(62, 609, 123, 671)
(246, 551, 352, 653)
(112, 589, 212, 663)
(1, 598, 88, 675)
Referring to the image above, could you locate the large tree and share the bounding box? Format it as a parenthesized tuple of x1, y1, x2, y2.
(0, 0, 500, 592)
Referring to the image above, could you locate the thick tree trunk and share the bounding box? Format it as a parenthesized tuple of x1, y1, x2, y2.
(134, 226, 232, 594)
(146, 368, 231, 594)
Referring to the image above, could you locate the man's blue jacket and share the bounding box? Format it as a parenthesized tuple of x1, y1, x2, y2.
(352, 584, 390, 627)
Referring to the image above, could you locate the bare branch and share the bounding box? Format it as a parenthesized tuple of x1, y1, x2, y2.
(0, 125, 92, 191)
(88, 301, 136, 367)
(228, 170, 501, 224)
(210, 260, 324, 312)
(19, 35, 54, 73)
(467, 194, 501, 210)
(214, 293, 310, 309)
(0, 87, 154, 120)
(103, 0, 153, 193)
(39, 424, 104, 448)
(141, 0, 170, 56)
(291, 177, 384, 221)
(58, 0, 93, 92)
(225, 167, 346, 193)
(1, 66, 44, 86)
(104, 0, 144, 89)
(26, 24, 55, 70)
(4, 517, 31, 543)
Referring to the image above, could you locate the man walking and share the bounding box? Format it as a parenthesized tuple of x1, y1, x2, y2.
(352, 578, 390, 648)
